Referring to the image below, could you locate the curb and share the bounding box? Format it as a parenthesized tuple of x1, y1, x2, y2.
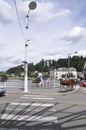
(6, 86, 80, 96)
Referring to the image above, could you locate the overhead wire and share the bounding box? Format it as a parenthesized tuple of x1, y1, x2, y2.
(14, 0, 25, 39)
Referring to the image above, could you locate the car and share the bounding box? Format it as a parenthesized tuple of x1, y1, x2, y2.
(80, 80, 86, 87)
(0, 85, 6, 96)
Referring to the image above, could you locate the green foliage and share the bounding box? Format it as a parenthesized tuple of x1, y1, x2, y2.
(56, 56, 85, 72)
(0, 72, 8, 81)
(6, 65, 24, 77)
(57, 58, 68, 67)
(70, 56, 84, 71)
(61, 74, 66, 78)
(5, 56, 86, 78)
(35, 60, 49, 72)
(28, 63, 35, 76)
(28, 63, 35, 72)
(29, 72, 38, 78)
(61, 73, 75, 79)
(43, 73, 49, 78)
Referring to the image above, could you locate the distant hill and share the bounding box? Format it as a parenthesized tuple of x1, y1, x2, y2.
(6, 56, 86, 77)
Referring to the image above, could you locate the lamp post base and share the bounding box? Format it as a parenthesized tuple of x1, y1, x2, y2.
(24, 90, 29, 92)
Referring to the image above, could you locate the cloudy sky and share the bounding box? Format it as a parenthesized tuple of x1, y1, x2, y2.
(0, 0, 86, 71)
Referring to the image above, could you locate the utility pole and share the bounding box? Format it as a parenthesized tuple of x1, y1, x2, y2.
(23, 1, 37, 92)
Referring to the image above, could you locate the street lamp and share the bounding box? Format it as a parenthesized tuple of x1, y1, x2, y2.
(24, 1, 37, 92)
(68, 52, 77, 78)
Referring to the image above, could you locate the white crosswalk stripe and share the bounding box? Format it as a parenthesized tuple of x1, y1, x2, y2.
(1, 95, 58, 124)
(21, 95, 54, 100)
(1, 113, 58, 123)
(6, 106, 56, 112)
(10, 102, 54, 107)
(20, 96, 54, 100)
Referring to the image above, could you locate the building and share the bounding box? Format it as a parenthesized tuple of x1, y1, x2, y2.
(50, 67, 77, 80)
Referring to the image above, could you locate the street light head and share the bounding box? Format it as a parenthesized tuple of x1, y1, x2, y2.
(74, 52, 77, 54)
(29, 1, 37, 10)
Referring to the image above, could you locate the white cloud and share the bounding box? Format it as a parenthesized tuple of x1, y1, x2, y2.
(61, 26, 86, 44)
(0, 41, 7, 48)
(0, 0, 13, 24)
(47, 48, 68, 55)
(0, 54, 21, 71)
(0, 0, 71, 25)
(78, 50, 86, 57)
(43, 47, 69, 60)
(34, 2, 71, 22)
(0, 0, 29, 25)
(0, 0, 86, 71)
(57, 9, 71, 17)
(44, 49, 86, 61)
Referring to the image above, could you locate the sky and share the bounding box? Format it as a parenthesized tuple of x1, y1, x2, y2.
(0, 0, 86, 71)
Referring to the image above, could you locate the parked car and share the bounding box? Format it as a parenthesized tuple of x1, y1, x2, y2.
(0, 85, 6, 96)
(80, 80, 86, 87)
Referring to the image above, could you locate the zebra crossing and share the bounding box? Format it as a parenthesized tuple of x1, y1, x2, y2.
(1, 94, 58, 125)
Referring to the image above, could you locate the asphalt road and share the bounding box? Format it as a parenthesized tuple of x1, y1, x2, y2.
(0, 86, 86, 130)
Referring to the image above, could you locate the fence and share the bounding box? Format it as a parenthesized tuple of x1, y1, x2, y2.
(0, 79, 60, 89)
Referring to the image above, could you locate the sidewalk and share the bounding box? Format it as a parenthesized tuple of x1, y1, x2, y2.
(6, 85, 80, 96)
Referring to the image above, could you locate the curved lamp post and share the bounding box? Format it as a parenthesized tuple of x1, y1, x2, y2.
(24, 1, 37, 92)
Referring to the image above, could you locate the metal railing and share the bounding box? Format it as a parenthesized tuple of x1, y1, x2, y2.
(0, 79, 60, 89)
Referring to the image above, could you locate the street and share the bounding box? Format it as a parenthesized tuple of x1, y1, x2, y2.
(0, 86, 86, 130)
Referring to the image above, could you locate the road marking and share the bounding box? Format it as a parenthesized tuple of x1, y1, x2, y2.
(20, 96, 54, 100)
(1, 113, 58, 123)
(6, 107, 56, 112)
(23, 95, 48, 97)
(10, 102, 54, 107)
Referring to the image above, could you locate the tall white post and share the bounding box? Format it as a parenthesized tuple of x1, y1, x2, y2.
(24, 1, 37, 92)
(24, 43, 28, 92)
(24, 10, 29, 92)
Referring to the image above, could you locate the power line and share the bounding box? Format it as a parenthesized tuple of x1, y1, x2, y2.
(14, 0, 25, 39)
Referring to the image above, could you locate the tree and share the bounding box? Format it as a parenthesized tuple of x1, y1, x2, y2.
(6, 65, 24, 77)
(5, 56, 86, 78)
(35, 60, 49, 72)
(0, 72, 8, 81)
(29, 72, 38, 78)
(28, 63, 35, 76)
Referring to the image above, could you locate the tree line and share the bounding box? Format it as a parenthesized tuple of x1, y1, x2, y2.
(4, 56, 86, 78)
